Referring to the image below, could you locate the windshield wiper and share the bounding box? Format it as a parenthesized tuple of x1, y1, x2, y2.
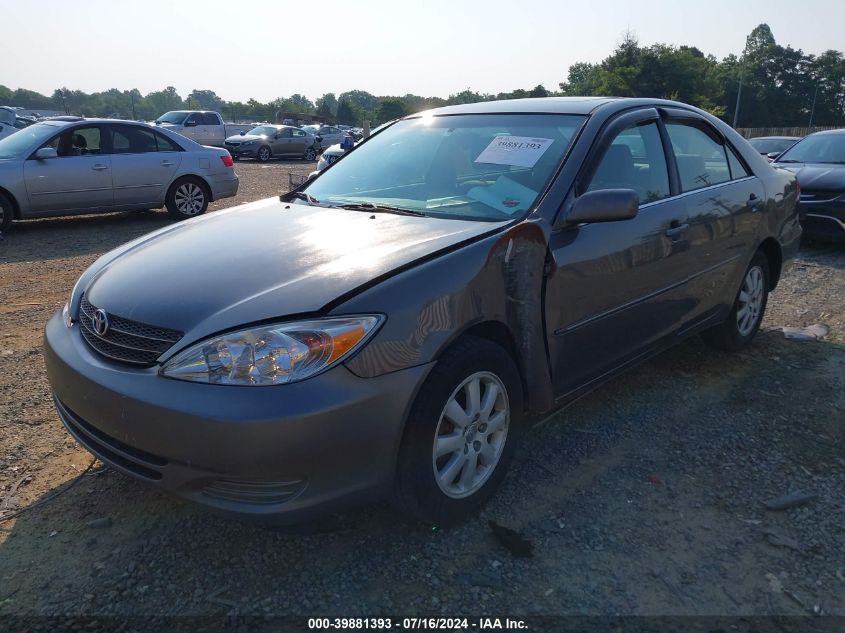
(280, 191, 320, 205)
(335, 201, 427, 217)
(775, 159, 802, 163)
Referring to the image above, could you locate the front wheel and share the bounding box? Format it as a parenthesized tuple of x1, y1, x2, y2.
(256, 146, 272, 162)
(165, 178, 210, 220)
(395, 337, 523, 526)
(0, 192, 13, 232)
(703, 251, 770, 351)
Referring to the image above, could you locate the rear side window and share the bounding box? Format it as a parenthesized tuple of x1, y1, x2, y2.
(155, 132, 182, 152)
(665, 121, 730, 192)
(586, 121, 670, 203)
(201, 112, 220, 125)
(726, 145, 751, 179)
(111, 126, 158, 154)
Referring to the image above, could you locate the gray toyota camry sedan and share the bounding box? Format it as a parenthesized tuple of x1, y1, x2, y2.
(45, 97, 800, 525)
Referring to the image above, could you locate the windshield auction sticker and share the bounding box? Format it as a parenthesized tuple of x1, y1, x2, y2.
(475, 135, 554, 168)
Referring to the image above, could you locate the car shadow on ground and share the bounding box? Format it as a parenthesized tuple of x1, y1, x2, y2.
(0, 211, 174, 264)
(1, 333, 842, 616)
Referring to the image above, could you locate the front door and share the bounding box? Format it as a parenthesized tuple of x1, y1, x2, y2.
(24, 125, 114, 213)
(545, 110, 695, 397)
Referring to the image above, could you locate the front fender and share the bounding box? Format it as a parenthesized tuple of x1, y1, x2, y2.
(333, 220, 554, 414)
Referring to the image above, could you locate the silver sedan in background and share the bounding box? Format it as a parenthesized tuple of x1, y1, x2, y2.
(0, 118, 239, 231)
(224, 124, 319, 162)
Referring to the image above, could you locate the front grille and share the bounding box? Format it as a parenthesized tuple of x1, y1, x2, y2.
(202, 478, 306, 505)
(78, 295, 183, 366)
(55, 396, 167, 481)
(800, 190, 842, 203)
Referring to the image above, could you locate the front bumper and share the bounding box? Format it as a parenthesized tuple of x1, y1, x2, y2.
(797, 196, 845, 242)
(225, 144, 257, 158)
(44, 311, 431, 522)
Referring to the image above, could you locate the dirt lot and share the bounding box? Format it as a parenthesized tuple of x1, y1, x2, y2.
(0, 161, 843, 619)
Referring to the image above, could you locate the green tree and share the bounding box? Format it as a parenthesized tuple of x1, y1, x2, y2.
(375, 97, 409, 123)
(336, 98, 363, 126)
(315, 93, 338, 118)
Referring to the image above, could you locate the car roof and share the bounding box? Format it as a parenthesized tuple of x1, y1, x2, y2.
(808, 128, 845, 137)
(417, 96, 623, 117)
(750, 136, 801, 141)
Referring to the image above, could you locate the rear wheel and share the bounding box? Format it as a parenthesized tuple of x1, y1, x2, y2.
(257, 146, 272, 162)
(703, 251, 770, 351)
(0, 192, 13, 232)
(304, 147, 317, 161)
(395, 337, 523, 525)
(165, 178, 209, 221)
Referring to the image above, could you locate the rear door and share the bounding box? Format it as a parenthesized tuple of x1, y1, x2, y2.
(545, 108, 695, 396)
(660, 110, 765, 324)
(201, 112, 224, 146)
(24, 124, 114, 213)
(108, 124, 182, 206)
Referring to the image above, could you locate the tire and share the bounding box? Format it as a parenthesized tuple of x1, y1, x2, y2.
(0, 192, 13, 232)
(703, 251, 770, 351)
(256, 146, 272, 162)
(304, 147, 317, 161)
(165, 178, 210, 221)
(395, 336, 523, 526)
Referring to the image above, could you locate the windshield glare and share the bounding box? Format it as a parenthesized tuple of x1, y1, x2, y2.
(247, 126, 279, 137)
(0, 123, 55, 159)
(303, 114, 584, 221)
(777, 134, 845, 164)
(157, 111, 189, 124)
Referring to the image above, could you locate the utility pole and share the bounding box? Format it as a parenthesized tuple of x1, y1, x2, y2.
(130, 92, 136, 120)
(732, 35, 751, 129)
(808, 83, 819, 130)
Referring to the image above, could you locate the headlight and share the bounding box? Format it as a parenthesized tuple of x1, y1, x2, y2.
(160, 315, 383, 386)
(62, 302, 72, 328)
(243, 140, 257, 146)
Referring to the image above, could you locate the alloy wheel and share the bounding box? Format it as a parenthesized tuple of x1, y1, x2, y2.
(736, 265, 765, 336)
(432, 371, 509, 499)
(174, 183, 205, 216)
(258, 147, 271, 161)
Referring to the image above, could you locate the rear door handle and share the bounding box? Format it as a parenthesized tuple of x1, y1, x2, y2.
(665, 221, 689, 239)
(91, 164, 109, 171)
(160, 160, 175, 167)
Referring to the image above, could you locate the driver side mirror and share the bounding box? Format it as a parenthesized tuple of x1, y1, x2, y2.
(560, 189, 639, 228)
(315, 135, 323, 142)
(766, 151, 781, 161)
(184, 120, 197, 127)
(239, 131, 246, 136)
(35, 147, 58, 160)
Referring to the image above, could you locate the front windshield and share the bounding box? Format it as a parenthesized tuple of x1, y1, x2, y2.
(749, 138, 797, 154)
(0, 123, 55, 159)
(247, 125, 279, 137)
(157, 111, 189, 124)
(303, 113, 585, 221)
(776, 134, 845, 164)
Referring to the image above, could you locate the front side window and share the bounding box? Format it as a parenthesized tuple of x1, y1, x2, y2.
(157, 111, 189, 124)
(303, 113, 584, 221)
(0, 123, 57, 159)
(45, 126, 102, 157)
(665, 121, 730, 192)
(586, 121, 670, 203)
(185, 113, 202, 125)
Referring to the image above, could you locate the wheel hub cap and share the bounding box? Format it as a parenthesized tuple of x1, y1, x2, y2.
(432, 371, 510, 499)
(736, 265, 764, 337)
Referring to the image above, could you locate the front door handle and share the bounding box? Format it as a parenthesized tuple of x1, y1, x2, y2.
(160, 160, 175, 167)
(91, 164, 109, 171)
(665, 221, 689, 239)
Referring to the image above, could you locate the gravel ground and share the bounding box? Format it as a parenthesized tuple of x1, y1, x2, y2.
(0, 164, 843, 618)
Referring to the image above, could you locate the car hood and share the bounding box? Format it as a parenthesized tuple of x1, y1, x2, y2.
(775, 163, 845, 190)
(84, 198, 505, 348)
(225, 134, 265, 143)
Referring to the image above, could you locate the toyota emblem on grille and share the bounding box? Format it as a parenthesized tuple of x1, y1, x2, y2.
(92, 309, 110, 336)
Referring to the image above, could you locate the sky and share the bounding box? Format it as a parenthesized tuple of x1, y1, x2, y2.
(2, 0, 843, 103)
